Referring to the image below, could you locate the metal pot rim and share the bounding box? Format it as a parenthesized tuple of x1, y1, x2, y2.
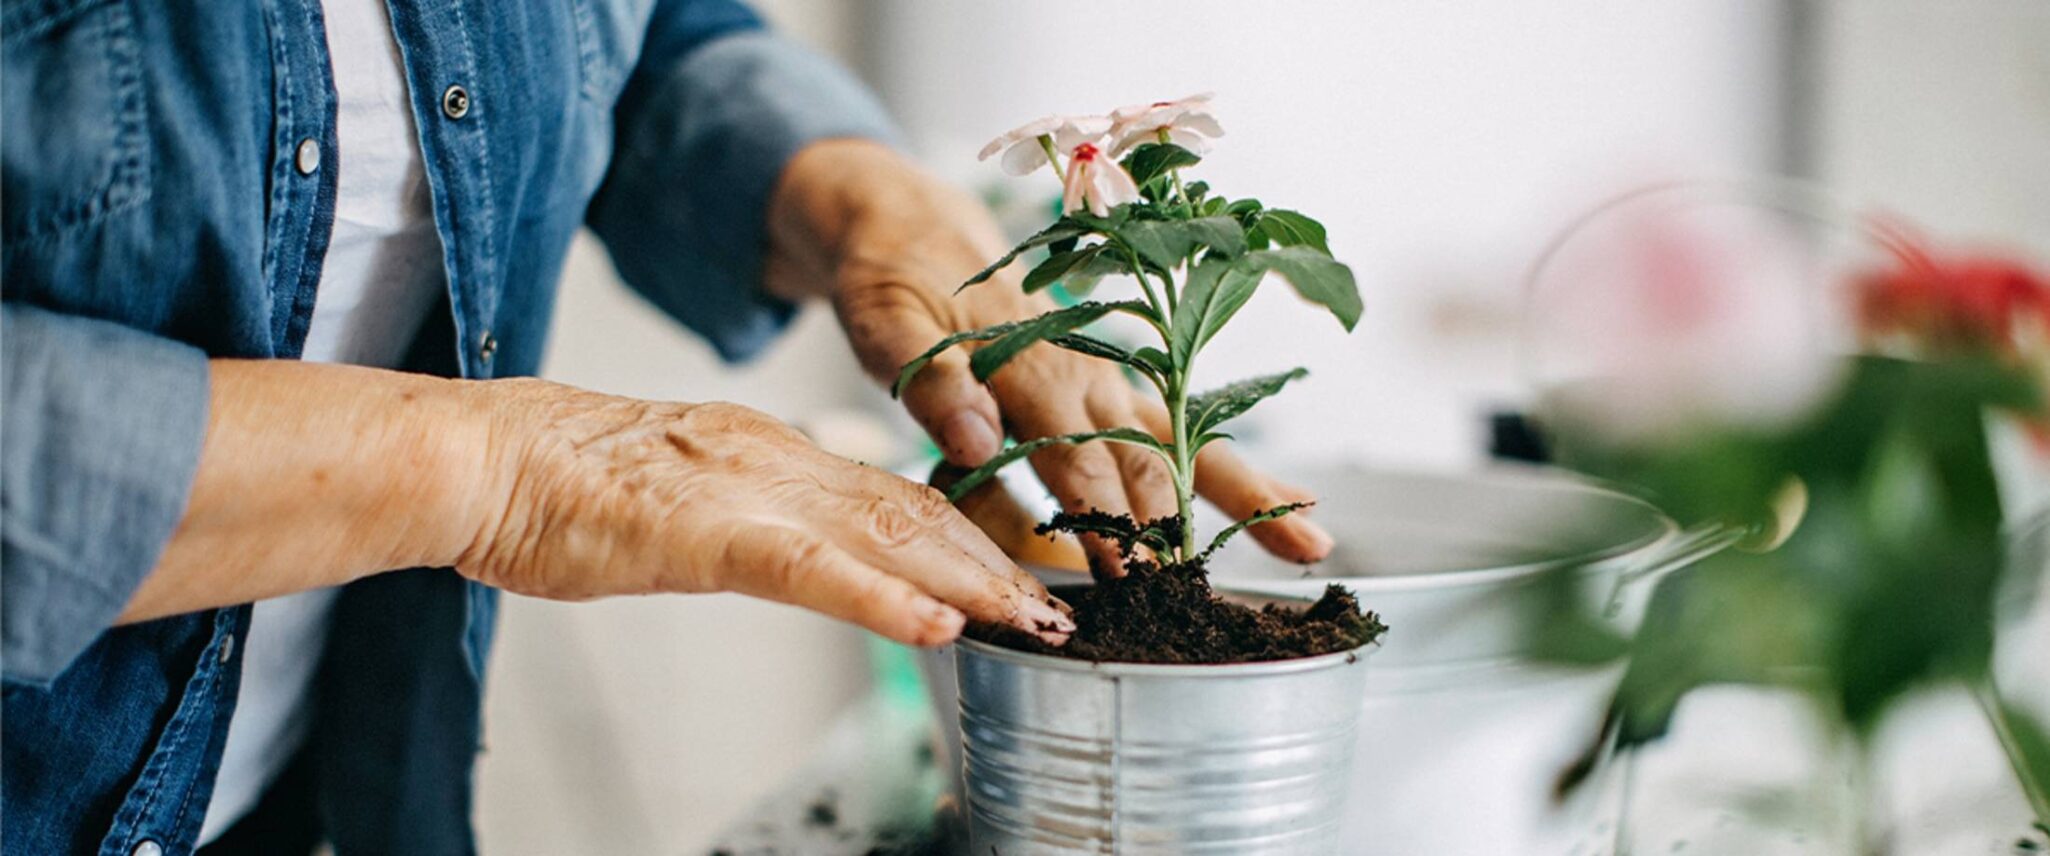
(1308, 505, 1672, 592)
(1212, 469, 1680, 593)
(955, 634, 1369, 677)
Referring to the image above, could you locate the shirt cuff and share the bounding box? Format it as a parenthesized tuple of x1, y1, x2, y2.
(588, 30, 902, 362)
(2, 305, 210, 685)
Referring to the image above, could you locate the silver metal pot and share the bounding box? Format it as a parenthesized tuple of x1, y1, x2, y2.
(955, 600, 1371, 856)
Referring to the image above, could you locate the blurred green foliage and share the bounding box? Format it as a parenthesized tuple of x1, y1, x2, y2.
(1538, 354, 2047, 821)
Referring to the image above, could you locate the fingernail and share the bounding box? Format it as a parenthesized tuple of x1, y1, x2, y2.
(1019, 597, 1076, 634)
(939, 411, 1001, 466)
(1047, 595, 1075, 617)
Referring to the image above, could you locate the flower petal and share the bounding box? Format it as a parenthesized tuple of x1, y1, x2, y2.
(1107, 130, 1146, 158)
(999, 141, 1049, 176)
(1061, 158, 1089, 214)
(1092, 160, 1142, 209)
(1164, 128, 1210, 154)
(980, 115, 1063, 161)
(1178, 111, 1225, 139)
(1052, 115, 1113, 151)
(1110, 102, 1153, 123)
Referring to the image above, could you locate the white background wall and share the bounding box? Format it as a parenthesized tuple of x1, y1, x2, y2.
(1818, 0, 2050, 258)
(867, 1, 1784, 469)
(471, 2, 2049, 853)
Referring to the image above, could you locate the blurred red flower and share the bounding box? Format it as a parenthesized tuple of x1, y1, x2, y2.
(1854, 219, 2050, 353)
(1851, 219, 2050, 452)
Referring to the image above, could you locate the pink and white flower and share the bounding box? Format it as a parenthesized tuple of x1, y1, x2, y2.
(1059, 141, 1141, 217)
(1108, 93, 1225, 156)
(1535, 202, 1844, 449)
(978, 114, 1113, 176)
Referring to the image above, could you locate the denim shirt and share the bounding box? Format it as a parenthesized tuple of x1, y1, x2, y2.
(0, 0, 895, 852)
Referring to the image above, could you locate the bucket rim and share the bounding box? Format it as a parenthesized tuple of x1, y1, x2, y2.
(955, 634, 1370, 677)
(1208, 471, 1681, 594)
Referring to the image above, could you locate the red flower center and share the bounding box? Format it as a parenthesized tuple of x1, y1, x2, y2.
(1071, 142, 1100, 162)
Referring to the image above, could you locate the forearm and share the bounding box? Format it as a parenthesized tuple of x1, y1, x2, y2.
(119, 360, 488, 623)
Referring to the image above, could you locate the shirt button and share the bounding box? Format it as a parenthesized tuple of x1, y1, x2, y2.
(477, 331, 497, 362)
(217, 634, 235, 664)
(441, 84, 471, 120)
(294, 138, 321, 175)
(132, 841, 163, 856)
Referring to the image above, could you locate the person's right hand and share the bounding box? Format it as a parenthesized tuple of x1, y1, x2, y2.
(453, 379, 1073, 647)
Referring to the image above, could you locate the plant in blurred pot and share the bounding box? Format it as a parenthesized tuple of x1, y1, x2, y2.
(902, 95, 1385, 663)
(1535, 209, 2050, 840)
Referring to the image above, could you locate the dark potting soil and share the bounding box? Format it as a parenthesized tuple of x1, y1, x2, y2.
(970, 556, 1386, 664)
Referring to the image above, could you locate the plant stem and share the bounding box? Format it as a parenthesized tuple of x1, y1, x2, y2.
(1116, 241, 1166, 319)
(1973, 680, 2050, 828)
(1169, 373, 1196, 561)
(1162, 264, 1197, 562)
(1157, 128, 1196, 217)
(1037, 135, 1064, 186)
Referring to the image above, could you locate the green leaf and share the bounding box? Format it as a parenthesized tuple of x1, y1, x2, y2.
(1048, 333, 1165, 385)
(1986, 699, 2050, 828)
(1253, 209, 1332, 255)
(1193, 430, 1234, 452)
(1186, 368, 1308, 437)
(892, 321, 1021, 398)
(1053, 249, 1132, 297)
(1223, 198, 1264, 223)
(1183, 180, 1210, 204)
(1169, 258, 1263, 362)
(961, 219, 1094, 291)
(1023, 245, 1129, 294)
(1235, 247, 1362, 331)
(944, 427, 1170, 502)
(1121, 143, 1201, 187)
(1065, 208, 1127, 233)
(968, 300, 1152, 382)
(1132, 346, 1172, 377)
(1202, 501, 1310, 560)
(1117, 216, 1247, 271)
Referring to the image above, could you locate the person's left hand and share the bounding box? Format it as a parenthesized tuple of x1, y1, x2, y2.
(766, 140, 1334, 575)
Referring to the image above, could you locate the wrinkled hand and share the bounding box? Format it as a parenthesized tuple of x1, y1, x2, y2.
(455, 379, 1073, 646)
(767, 140, 1335, 574)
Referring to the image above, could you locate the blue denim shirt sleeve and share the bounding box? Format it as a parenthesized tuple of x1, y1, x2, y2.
(587, 19, 901, 362)
(1, 304, 209, 685)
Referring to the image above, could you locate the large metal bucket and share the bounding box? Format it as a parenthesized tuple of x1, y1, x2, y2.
(955, 620, 1370, 855)
(1215, 462, 1733, 855)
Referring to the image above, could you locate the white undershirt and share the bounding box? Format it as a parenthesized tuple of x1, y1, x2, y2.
(197, 0, 446, 842)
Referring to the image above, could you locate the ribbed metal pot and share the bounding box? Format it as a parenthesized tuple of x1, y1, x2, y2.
(955, 629, 1370, 855)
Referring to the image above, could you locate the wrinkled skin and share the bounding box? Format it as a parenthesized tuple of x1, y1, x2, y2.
(767, 140, 1335, 575)
(121, 141, 1331, 647)
(457, 380, 1073, 647)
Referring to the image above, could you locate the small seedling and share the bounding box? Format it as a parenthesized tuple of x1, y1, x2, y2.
(897, 95, 1359, 566)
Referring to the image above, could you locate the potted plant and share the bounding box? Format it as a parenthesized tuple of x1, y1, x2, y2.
(1531, 198, 2050, 852)
(897, 95, 1386, 853)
